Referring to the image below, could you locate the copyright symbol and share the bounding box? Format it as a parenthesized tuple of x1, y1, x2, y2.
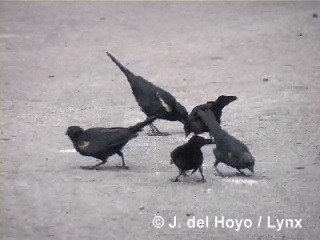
(152, 215, 165, 228)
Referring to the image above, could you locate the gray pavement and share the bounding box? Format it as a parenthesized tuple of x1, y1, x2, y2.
(2, 1, 320, 240)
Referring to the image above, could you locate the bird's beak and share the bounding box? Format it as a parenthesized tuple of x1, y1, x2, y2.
(205, 138, 214, 145)
(185, 130, 190, 137)
(184, 124, 191, 137)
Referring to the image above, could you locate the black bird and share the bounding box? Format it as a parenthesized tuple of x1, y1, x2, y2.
(170, 136, 213, 182)
(184, 95, 237, 137)
(197, 110, 255, 176)
(106, 52, 188, 136)
(65, 116, 156, 169)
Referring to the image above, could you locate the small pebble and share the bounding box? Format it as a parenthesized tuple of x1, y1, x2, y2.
(139, 206, 144, 210)
(204, 188, 212, 193)
(48, 75, 55, 78)
(297, 33, 303, 37)
(312, 13, 318, 18)
(263, 78, 269, 82)
(295, 166, 305, 170)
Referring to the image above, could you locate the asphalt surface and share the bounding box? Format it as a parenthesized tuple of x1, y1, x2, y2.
(2, 1, 320, 240)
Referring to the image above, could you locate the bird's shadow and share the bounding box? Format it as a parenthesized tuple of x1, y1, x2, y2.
(170, 177, 209, 185)
(214, 171, 269, 181)
(79, 165, 130, 171)
(144, 131, 185, 137)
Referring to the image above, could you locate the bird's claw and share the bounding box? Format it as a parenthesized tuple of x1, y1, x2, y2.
(80, 165, 101, 170)
(170, 178, 180, 182)
(116, 165, 130, 170)
(198, 179, 207, 183)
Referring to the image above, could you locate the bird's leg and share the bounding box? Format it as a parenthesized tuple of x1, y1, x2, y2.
(171, 169, 183, 182)
(198, 166, 206, 182)
(117, 152, 129, 169)
(148, 123, 170, 136)
(90, 160, 107, 169)
(190, 168, 198, 175)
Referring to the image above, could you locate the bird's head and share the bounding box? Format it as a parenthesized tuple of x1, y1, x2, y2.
(175, 103, 189, 136)
(188, 136, 214, 147)
(174, 102, 188, 120)
(206, 101, 215, 107)
(65, 126, 84, 141)
(240, 152, 255, 175)
(207, 96, 237, 124)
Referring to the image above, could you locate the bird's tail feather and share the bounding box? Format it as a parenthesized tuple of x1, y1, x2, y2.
(106, 52, 135, 79)
(214, 95, 237, 110)
(197, 110, 223, 140)
(128, 116, 157, 133)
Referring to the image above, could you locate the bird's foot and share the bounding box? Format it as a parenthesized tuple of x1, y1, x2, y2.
(80, 165, 100, 170)
(197, 178, 207, 183)
(116, 165, 130, 170)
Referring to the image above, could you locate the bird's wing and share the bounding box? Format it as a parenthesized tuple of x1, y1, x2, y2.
(77, 128, 131, 154)
(155, 89, 176, 113)
(189, 104, 209, 118)
(170, 145, 185, 159)
(220, 134, 249, 159)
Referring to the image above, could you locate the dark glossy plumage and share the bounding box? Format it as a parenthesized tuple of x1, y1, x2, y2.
(107, 52, 188, 136)
(65, 116, 156, 169)
(170, 136, 213, 182)
(197, 110, 255, 176)
(185, 95, 237, 136)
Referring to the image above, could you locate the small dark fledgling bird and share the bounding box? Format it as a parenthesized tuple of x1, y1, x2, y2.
(65, 116, 156, 169)
(184, 95, 237, 137)
(197, 110, 255, 176)
(106, 52, 188, 136)
(170, 136, 213, 182)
